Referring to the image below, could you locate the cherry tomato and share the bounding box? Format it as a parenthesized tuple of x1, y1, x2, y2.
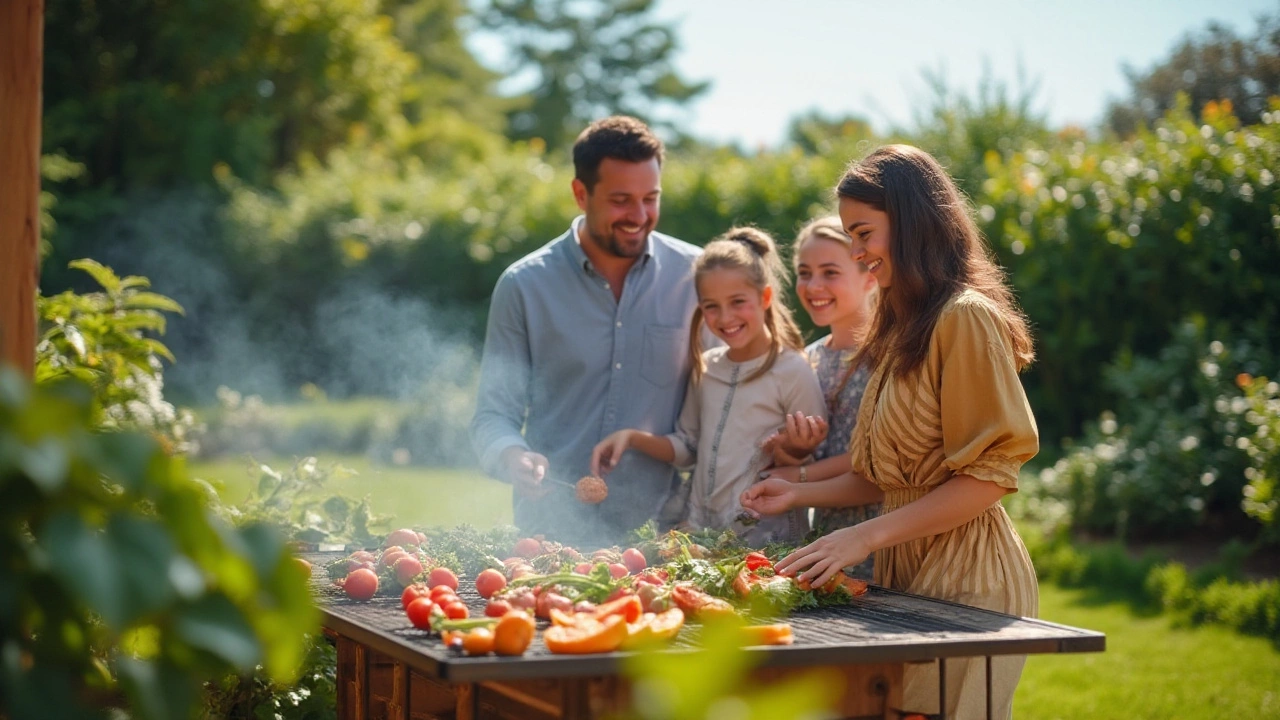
(474, 568, 507, 599)
(401, 582, 430, 610)
(485, 599, 513, 617)
(428, 567, 459, 590)
(405, 597, 436, 630)
(512, 538, 542, 558)
(443, 601, 469, 620)
(343, 568, 379, 601)
(607, 563, 629, 580)
(621, 548, 647, 574)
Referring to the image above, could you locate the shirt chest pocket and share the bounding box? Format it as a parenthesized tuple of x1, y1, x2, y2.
(640, 324, 685, 387)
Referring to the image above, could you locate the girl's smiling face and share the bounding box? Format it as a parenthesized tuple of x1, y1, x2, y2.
(697, 267, 773, 361)
(795, 236, 876, 329)
(839, 197, 893, 288)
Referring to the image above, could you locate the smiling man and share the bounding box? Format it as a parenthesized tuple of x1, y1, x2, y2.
(470, 116, 704, 546)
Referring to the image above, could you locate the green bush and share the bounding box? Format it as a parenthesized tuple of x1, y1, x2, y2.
(1023, 325, 1278, 539)
(0, 369, 316, 720)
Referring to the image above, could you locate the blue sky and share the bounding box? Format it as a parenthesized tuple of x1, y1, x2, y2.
(648, 0, 1276, 148)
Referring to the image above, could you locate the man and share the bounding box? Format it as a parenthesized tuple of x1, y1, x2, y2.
(470, 116, 702, 546)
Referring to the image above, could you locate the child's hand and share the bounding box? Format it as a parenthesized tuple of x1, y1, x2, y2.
(783, 411, 828, 454)
(591, 430, 633, 477)
(739, 477, 797, 517)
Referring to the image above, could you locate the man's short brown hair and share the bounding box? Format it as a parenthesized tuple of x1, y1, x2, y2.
(572, 116, 665, 192)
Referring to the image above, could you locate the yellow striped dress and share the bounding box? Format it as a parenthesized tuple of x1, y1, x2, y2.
(849, 289, 1040, 719)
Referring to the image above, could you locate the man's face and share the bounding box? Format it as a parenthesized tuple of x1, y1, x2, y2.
(572, 157, 661, 259)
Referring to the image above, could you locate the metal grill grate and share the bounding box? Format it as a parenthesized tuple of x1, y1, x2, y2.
(311, 555, 1104, 683)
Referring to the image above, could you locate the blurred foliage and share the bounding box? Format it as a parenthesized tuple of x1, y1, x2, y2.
(42, 0, 505, 190)
(1020, 325, 1278, 542)
(978, 96, 1280, 441)
(1107, 9, 1280, 136)
(37, 260, 200, 455)
(621, 615, 841, 720)
(0, 368, 316, 720)
(199, 633, 336, 720)
(475, 0, 709, 149)
(215, 455, 388, 549)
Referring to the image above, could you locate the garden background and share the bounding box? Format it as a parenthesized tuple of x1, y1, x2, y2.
(10, 0, 1280, 718)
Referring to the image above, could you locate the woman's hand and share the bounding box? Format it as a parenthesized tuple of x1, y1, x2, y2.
(739, 477, 798, 517)
(591, 430, 634, 476)
(774, 525, 873, 589)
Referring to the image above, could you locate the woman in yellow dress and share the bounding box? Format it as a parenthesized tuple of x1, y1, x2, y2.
(741, 144, 1039, 719)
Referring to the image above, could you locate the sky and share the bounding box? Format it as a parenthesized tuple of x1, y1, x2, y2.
(641, 0, 1277, 148)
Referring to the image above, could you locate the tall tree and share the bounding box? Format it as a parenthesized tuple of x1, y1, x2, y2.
(476, 0, 709, 149)
(42, 0, 507, 189)
(1107, 11, 1280, 136)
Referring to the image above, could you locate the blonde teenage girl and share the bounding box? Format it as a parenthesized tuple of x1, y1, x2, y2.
(741, 145, 1039, 719)
(592, 227, 826, 545)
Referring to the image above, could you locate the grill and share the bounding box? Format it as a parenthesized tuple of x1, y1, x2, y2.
(310, 554, 1103, 685)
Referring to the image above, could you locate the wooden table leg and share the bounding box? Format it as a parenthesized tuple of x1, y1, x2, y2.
(336, 636, 369, 720)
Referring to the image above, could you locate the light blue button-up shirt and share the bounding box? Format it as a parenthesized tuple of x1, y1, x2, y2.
(470, 217, 703, 545)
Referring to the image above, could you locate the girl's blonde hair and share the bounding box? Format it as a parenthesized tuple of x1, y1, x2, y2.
(792, 215, 879, 338)
(689, 226, 805, 384)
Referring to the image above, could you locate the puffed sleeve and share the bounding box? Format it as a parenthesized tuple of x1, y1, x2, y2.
(778, 351, 828, 422)
(934, 296, 1039, 489)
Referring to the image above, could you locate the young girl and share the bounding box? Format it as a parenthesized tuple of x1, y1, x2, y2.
(741, 145, 1039, 719)
(591, 227, 826, 545)
(771, 216, 881, 579)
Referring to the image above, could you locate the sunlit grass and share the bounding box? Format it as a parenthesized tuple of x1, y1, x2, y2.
(1018, 584, 1280, 719)
(190, 454, 513, 530)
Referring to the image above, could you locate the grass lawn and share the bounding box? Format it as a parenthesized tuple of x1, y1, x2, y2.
(190, 454, 513, 530)
(1018, 584, 1280, 719)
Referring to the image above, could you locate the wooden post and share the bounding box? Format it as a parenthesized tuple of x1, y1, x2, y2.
(0, 0, 44, 377)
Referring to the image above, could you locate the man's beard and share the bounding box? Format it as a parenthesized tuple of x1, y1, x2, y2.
(587, 221, 649, 259)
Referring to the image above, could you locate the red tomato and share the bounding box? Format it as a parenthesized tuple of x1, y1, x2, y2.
(485, 599, 513, 617)
(608, 563, 629, 580)
(428, 567, 459, 591)
(380, 550, 409, 569)
(744, 552, 773, 572)
(443, 601, 469, 620)
(512, 537, 542, 559)
(474, 568, 507, 599)
(401, 582, 430, 610)
(385, 528, 420, 548)
(508, 590, 537, 612)
(573, 562, 594, 575)
(405, 597, 435, 630)
(621, 548, 647, 574)
(343, 568, 379, 601)
(429, 584, 456, 602)
(634, 571, 664, 586)
(393, 556, 424, 587)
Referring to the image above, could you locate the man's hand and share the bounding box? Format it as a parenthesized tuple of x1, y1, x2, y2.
(500, 446, 551, 498)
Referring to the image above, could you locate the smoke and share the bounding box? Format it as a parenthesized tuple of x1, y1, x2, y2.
(56, 188, 484, 467)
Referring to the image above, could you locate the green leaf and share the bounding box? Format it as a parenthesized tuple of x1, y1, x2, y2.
(115, 657, 197, 720)
(19, 437, 70, 493)
(108, 515, 177, 618)
(42, 511, 127, 629)
(173, 593, 262, 670)
(68, 258, 121, 294)
(123, 292, 185, 315)
(238, 522, 287, 580)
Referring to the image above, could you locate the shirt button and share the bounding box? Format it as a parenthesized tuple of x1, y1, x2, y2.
(616, 321, 622, 328)
(615, 362, 622, 370)
(603, 282, 611, 289)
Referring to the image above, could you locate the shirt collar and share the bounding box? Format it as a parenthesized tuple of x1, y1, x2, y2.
(568, 215, 653, 274)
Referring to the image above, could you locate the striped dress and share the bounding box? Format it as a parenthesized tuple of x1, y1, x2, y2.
(849, 290, 1040, 719)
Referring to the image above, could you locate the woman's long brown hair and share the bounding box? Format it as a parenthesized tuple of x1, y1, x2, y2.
(836, 144, 1034, 378)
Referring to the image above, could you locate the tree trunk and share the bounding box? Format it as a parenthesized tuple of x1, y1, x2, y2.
(0, 0, 44, 377)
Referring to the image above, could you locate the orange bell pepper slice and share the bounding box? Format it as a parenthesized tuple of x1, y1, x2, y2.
(543, 614, 629, 654)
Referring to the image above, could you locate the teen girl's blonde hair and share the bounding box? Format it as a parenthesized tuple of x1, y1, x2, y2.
(688, 226, 805, 384)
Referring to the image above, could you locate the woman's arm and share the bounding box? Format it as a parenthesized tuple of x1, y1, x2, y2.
(741, 470, 883, 515)
(775, 475, 1010, 587)
(765, 452, 852, 484)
